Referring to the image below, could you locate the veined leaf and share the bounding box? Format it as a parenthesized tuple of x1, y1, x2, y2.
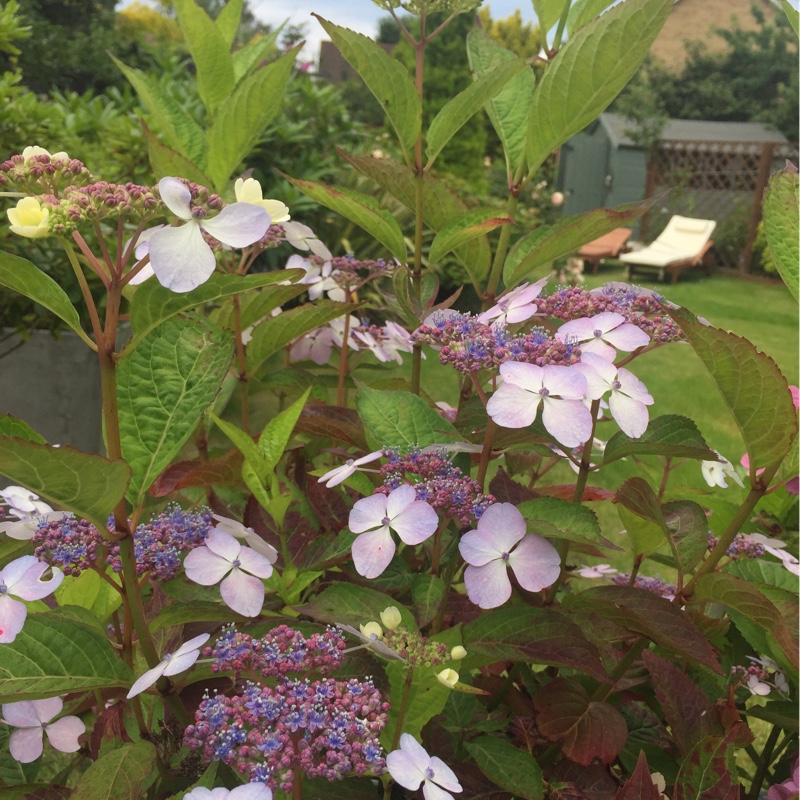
(258, 388, 311, 474)
(567, 0, 617, 34)
(71, 742, 156, 800)
(0, 437, 129, 531)
(428, 209, 512, 272)
(503, 197, 657, 287)
(426, 57, 527, 168)
(0, 252, 93, 349)
(206, 47, 299, 191)
(232, 26, 283, 83)
(0, 414, 46, 444)
(669, 307, 798, 470)
(173, 0, 234, 115)
(516, 497, 619, 551)
(143, 120, 212, 184)
(781, 0, 800, 36)
(117, 316, 233, 505)
(210, 413, 267, 477)
(315, 16, 421, 161)
(284, 176, 406, 260)
(214, 0, 242, 47)
(602, 414, 717, 464)
(467, 29, 535, 177)
(296, 583, 417, 629)
(465, 736, 543, 800)
(763, 166, 799, 302)
(527, 0, 671, 175)
(534, 0, 570, 37)
(616, 751, 663, 800)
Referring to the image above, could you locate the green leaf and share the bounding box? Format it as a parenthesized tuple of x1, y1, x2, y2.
(567, 0, 616, 34)
(295, 583, 417, 629)
(503, 197, 656, 287)
(383, 662, 450, 747)
(246, 300, 354, 374)
(426, 57, 526, 168)
(236, 283, 307, 330)
(0, 414, 46, 444)
(602, 414, 717, 464)
(533, 0, 569, 37)
(315, 16, 421, 161)
(673, 728, 741, 800)
(111, 56, 205, 164)
(214, 0, 242, 47)
(151, 601, 249, 631)
(0, 610, 131, 701)
(744, 701, 799, 733)
(284, 176, 406, 260)
(428, 209, 512, 273)
(0, 437, 130, 531)
(71, 742, 156, 800)
(339, 152, 491, 277)
(258, 388, 311, 474)
(211, 413, 268, 481)
(54, 569, 122, 621)
(143, 120, 213, 184)
(763, 167, 799, 302)
(724, 559, 799, 593)
(0, 251, 93, 349)
(526, 0, 671, 175)
(617, 504, 663, 558)
(516, 496, 619, 551)
(173, 0, 234, 115)
(465, 735, 544, 800)
(355, 385, 461, 450)
(781, 0, 800, 36)
(118, 316, 233, 505)
(668, 307, 798, 470)
(206, 47, 298, 191)
(232, 27, 283, 83)
(126, 271, 301, 355)
(466, 29, 535, 177)
(411, 575, 445, 628)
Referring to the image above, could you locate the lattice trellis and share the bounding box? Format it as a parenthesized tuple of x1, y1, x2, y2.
(644, 140, 799, 271)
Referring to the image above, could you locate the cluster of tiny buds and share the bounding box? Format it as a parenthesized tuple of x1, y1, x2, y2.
(730, 659, 789, 696)
(206, 624, 345, 678)
(413, 312, 581, 375)
(612, 573, 677, 600)
(380, 447, 495, 525)
(32, 514, 102, 577)
(0, 152, 93, 193)
(250, 224, 286, 252)
(318, 254, 392, 279)
(708, 532, 765, 560)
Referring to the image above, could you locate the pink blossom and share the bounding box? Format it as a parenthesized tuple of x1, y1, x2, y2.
(288, 254, 346, 302)
(183, 529, 276, 617)
(318, 451, 383, 488)
(477, 279, 547, 327)
(127, 633, 211, 698)
(0, 556, 64, 643)
(556, 311, 650, 361)
(184, 785, 273, 800)
(767, 757, 799, 800)
(290, 326, 336, 364)
(386, 733, 462, 800)
(349, 484, 439, 579)
(575, 564, 618, 578)
(486, 361, 592, 448)
(458, 503, 560, 609)
(1, 697, 84, 762)
(282, 221, 332, 260)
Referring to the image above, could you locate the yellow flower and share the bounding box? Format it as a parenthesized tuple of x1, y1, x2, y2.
(7, 197, 50, 238)
(234, 177, 290, 223)
(379, 606, 402, 630)
(449, 646, 467, 661)
(22, 145, 69, 162)
(437, 668, 459, 689)
(359, 621, 383, 639)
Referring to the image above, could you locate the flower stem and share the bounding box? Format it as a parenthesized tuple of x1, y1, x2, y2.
(337, 306, 352, 407)
(231, 293, 251, 434)
(484, 193, 520, 303)
(747, 724, 781, 800)
(476, 419, 497, 491)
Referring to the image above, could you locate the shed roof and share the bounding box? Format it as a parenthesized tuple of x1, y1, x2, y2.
(600, 113, 788, 149)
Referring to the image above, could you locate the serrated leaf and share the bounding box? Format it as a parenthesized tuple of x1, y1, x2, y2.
(295, 583, 416, 629)
(563, 586, 721, 671)
(206, 47, 298, 191)
(0, 414, 46, 443)
(55, 569, 122, 622)
(527, 0, 671, 175)
(295, 404, 368, 450)
(567, 0, 616, 34)
(534, 0, 570, 37)
(503, 197, 657, 287)
(143, 120, 213, 184)
(214, 0, 242, 47)
(426, 57, 526, 167)
(246, 300, 354, 374)
(781, 0, 800, 35)
(71, 741, 156, 800)
(173, 0, 234, 115)
(428, 209, 511, 274)
(237, 282, 307, 329)
(151, 601, 248, 631)
(112, 55, 205, 164)
(0, 611, 131, 701)
(669, 307, 798, 470)
(0, 251, 93, 348)
(763, 167, 799, 302)
(382, 662, 450, 748)
(534, 677, 627, 765)
(724, 559, 799, 593)
(338, 151, 491, 276)
(411, 575, 445, 628)
(617, 504, 664, 558)
(616, 751, 662, 800)
(232, 26, 282, 83)
(258, 388, 311, 474)
(673, 728, 741, 800)
(211, 413, 267, 476)
(602, 415, 717, 464)
(284, 176, 406, 260)
(315, 16, 420, 161)
(0, 437, 130, 532)
(117, 316, 233, 505)
(516, 496, 619, 550)
(355, 385, 461, 450)
(461, 607, 608, 681)
(465, 735, 544, 800)
(467, 29, 535, 177)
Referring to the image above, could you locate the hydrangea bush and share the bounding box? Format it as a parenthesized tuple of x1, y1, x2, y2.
(0, 0, 797, 799)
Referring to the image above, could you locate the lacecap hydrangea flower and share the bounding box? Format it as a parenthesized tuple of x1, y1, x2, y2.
(1, 697, 84, 762)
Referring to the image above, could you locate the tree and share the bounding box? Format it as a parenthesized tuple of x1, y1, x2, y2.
(477, 5, 542, 60)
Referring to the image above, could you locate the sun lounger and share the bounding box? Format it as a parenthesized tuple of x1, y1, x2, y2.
(578, 228, 633, 275)
(619, 216, 716, 285)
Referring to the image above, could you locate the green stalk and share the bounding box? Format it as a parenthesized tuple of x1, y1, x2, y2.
(484, 193, 520, 302)
(231, 293, 251, 434)
(383, 666, 416, 800)
(747, 725, 781, 800)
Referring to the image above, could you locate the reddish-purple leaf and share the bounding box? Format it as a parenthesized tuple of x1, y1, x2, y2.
(673, 726, 745, 800)
(149, 448, 243, 496)
(295, 404, 368, 450)
(305, 478, 350, 533)
(615, 751, 662, 800)
(534, 678, 627, 766)
(537, 485, 616, 501)
(489, 467, 539, 504)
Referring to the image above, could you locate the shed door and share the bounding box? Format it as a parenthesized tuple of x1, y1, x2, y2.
(560, 131, 610, 215)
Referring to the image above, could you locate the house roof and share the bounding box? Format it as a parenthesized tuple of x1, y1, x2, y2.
(599, 113, 789, 148)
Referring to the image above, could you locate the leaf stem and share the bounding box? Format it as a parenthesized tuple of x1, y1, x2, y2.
(231, 293, 251, 434)
(484, 193, 520, 302)
(476, 419, 496, 491)
(747, 724, 781, 800)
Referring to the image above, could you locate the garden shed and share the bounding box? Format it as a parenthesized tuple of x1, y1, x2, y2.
(556, 113, 797, 270)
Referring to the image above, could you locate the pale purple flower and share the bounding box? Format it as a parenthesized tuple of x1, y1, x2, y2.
(287, 254, 346, 302)
(0, 510, 64, 540)
(556, 311, 650, 361)
(763, 546, 800, 576)
(282, 221, 332, 260)
(477, 278, 547, 326)
(349, 484, 439, 579)
(1, 697, 84, 762)
(318, 451, 383, 488)
(575, 564, 618, 578)
(127, 633, 211, 698)
(183, 529, 275, 617)
(211, 515, 279, 562)
(575, 352, 654, 438)
(354, 329, 392, 362)
(124, 224, 164, 285)
(386, 733, 462, 800)
(0, 486, 53, 518)
(435, 401, 458, 423)
(290, 326, 336, 364)
(486, 361, 592, 448)
(383, 322, 416, 361)
(0, 556, 64, 643)
(148, 177, 269, 293)
(701, 451, 744, 489)
(329, 315, 361, 351)
(767, 758, 799, 800)
(746, 674, 771, 696)
(184, 784, 273, 800)
(458, 503, 560, 609)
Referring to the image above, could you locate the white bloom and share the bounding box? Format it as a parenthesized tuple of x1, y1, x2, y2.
(437, 669, 459, 688)
(701, 452, 744, 489)
(234, 177, 290, 223)
(282, 221, 332, 260)
(575, 564, 618, 579)
(1, 697, 84, 762)
(0, 486, 54, 518)
(746, 674, 771, 696)
(184, 784, 273, 800)
(318, 451, 383, 488)
(127, 633, 210, 698)
(386, 734, 463, 800)
(211, 515, 279, 562)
